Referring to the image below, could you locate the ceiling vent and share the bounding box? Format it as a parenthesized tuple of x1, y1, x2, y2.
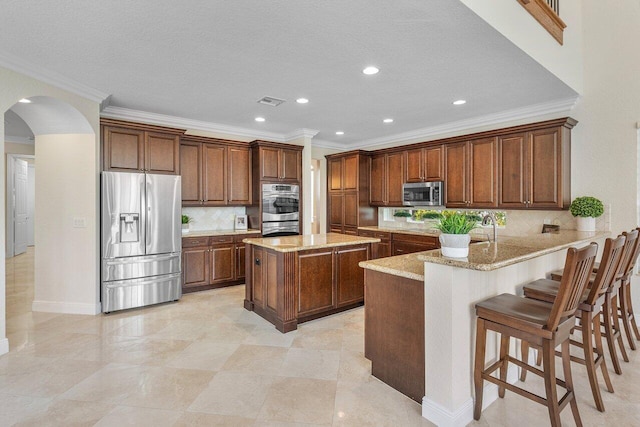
(257, 96, 286, 107)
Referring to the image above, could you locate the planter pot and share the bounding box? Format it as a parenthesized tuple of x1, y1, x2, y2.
(182, 223, 189, 234)
(576, 216, 596, 232)
(439, 233, 471, 258)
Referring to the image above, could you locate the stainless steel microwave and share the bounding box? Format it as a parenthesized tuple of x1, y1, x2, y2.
(402, 181, 444, 206)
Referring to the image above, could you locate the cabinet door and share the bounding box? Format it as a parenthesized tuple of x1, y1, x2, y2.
(296, 249, 335, 316)
(424, 146, 444, 181)
(468, 138, 497, 207)
(281, 148, 300, 182)
(377, 242, 391, 258)
(336, 245, 368, 307)
(392, 241, 434, 256)
(236, 244, 246, 280)
(405, 148, 424, 183)
(182, 247, 210, 288)
(343, 155, 358, 190)
(498, 133, 527, 208)
(180, 141, 202, 206)
(329, 193, 344, 230)
(386, 152, 405, 206)
(146, 132, 180, 174)
(528, 128, 561, 208)
(228, 146, 251, 204)
(444, 142, 467, 208)
(343, 192, 358, 228)
(370, 155, 386, 205)
(260, 147, 281, 180)
(103, 126, 144, 172)
(251, 247, 265, 308)
(210, 245, 235, 283)
(203, 144, 227, 205)
(329, 158, 343, 191)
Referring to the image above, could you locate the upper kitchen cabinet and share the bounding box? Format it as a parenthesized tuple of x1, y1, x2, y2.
(252, 141, 302, 183)
(101, 119, 184, 174)
(369, 152, 404, 207)
(498, 118, 575, 209)
(445, 138, 497, 208)
(405, 145, 444, 183)
(180, 135, 252, 207)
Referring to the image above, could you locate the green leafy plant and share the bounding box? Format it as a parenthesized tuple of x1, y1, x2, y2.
(393, 209, 412, 218)
(413, 209, 443, 220)
(181, 214, 192, 225)
(434, 211, 478, 234)
(570, 196, 604, 218)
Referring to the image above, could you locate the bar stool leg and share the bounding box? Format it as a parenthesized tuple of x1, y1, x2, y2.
(612, 294, 630, 362)
(561, 340, 583, 427)
(619, 284, 637, 350)
(542, 340, 562, 427)
(499, 334, 510, 398)
(593, 312, 614, 393)
(603, 298, 623, 374)
(626, 284, 640, 340)
(473, 318, 487, 421)
(520, 340, 530, 381)
(582, 311, 605, 412)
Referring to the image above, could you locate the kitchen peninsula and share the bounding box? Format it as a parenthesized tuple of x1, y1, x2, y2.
(360, 230, 609, 427)
(243, 233, 380, 332)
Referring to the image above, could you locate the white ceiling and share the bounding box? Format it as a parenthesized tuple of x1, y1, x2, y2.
(0, 0, 577, 147)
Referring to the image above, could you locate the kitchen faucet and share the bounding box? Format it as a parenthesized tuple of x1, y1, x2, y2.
(482, 212, 498, 243)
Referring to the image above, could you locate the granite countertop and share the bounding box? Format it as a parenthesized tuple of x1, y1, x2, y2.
(243, 233, 380, 253)
(359, 230, 610, 280)
(183, 229, 261, 238)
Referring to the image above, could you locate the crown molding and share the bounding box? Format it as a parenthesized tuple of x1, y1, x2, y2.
(349, 96, 579, 150)
(101, 106, 286, 142)
(4, 135, 34, 145)
(284, 128, 319, 142)
(310, 138, 347, 150)
(0, 50, 109, 104)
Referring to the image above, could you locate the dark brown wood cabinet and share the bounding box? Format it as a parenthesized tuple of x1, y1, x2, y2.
(297, 248, 335, 317)
(405, 145, 444, 183)
(326, 151, 377, 234)
(498, 124, 572, 209)
(391, 233, 439, 256)
(255, 144, 301, 183)
(102, 119, 184, 174)
(369, 152, 405, 206)
(180, 136, 252, 207)
(445, 138, 497, 208)
(358, 229, 391, 259)
(182, 233, 260, 293)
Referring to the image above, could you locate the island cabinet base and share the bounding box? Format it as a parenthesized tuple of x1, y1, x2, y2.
(244, 243, 371, 332)
(364, 269, 424, 403)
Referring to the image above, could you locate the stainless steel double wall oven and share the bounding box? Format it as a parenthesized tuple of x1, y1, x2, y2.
(261, 183, 300, 237)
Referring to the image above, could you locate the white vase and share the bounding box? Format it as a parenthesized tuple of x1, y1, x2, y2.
(576, 216, 596, 232)
(439, 233, 471, 258)
(182, 223, 189, 234)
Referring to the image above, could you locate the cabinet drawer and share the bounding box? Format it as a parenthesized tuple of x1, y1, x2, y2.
(358, 230, 391, 242)
(182, 237, 210, 248)
(235, 233, 260, 242)
(209, 235, 234, 244)
(392, 232, 438, 246)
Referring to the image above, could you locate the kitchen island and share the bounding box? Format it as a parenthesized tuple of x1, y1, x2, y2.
(243, 233, 379, 332)
(360, 230, 609, 427)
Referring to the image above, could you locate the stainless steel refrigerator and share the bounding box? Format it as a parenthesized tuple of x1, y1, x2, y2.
(101, 172, 182, 313)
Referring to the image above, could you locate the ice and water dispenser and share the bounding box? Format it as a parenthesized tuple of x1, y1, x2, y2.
(119, 213, 139, 243)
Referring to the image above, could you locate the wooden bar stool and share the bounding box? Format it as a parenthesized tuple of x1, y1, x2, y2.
(551, 230, 639, 373)
(474, 243, 597, 427)
(521, 236, 626, 412)
(618, 228, 640, 351)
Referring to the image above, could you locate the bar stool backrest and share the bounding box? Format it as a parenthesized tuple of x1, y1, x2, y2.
(547, 243, 598, 331)
(586, 235, 626, 305)
(620, 229, 640, 282)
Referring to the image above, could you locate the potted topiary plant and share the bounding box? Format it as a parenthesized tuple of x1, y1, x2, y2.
(570, 196, 604, 232)
(393, 209, 412, 222)
(435, 211, 478, 258)
(181, 214, 192, 233)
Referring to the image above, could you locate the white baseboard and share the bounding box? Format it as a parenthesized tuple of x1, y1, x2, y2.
(0, 338, 8, 356)
(422, 366, 519, 427)
(32, 300, 101, 315)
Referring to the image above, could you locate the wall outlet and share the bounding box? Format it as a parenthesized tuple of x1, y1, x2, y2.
(72, 217, 86, 228)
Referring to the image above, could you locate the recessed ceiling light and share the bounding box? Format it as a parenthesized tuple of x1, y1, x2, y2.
(453, 99, 467, 105)
(362, 66, 379, 75)
(335, 131, 345, 135)
(383, 118, 394, 123)
(18, 98, 31, 103)
(255, 117, 266, 122)
(296, 98, 309, 104)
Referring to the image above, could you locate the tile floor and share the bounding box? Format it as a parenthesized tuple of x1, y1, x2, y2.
(2, 247, 640, 426)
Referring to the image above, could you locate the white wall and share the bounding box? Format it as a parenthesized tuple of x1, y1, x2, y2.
(311, 145, 342, 233)
(0, 65, 101, 355)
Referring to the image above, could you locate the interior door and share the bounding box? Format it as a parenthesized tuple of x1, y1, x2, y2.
(27, 164, 35, 246)
(14, 158, 28, 255)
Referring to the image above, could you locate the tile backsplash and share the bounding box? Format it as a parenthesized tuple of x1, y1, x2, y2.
(182, 207, 247, 231)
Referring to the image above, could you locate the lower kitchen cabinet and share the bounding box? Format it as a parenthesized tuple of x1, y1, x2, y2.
(391, 233, 439, 256)
(358, 229, 391, 259)
(182, 233, 260, 293)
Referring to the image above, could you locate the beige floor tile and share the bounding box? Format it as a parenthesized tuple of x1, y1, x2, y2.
(0, 393, 52, 426)
(61, 363, 214, 410)
(243, 325, 298, 347)
(279, 348, 340, 380)
(337, 350, 372, 382)
(12, 399, 114, 427)
(146, 319, 209, 341)
(257, 377, 337, 425)
(292, 328, 343, 351)
(166, 341, 239, 371)
(94, 405, 182, 426)
(201, 321, 257, 343)
(174, 411, 255, 426)
(222, 344, 288, 375)
(108, 316, 173, 337)
(188, 371, 275, 417)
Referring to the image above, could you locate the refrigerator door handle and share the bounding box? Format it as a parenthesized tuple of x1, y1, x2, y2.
(103, 252, 181, 265)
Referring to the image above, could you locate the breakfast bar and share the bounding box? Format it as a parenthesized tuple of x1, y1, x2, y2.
(243, 233, 379, 332)
(359, 230, 609, 427)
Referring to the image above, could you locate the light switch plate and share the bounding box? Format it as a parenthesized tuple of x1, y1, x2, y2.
(73, 217, 86, 228)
